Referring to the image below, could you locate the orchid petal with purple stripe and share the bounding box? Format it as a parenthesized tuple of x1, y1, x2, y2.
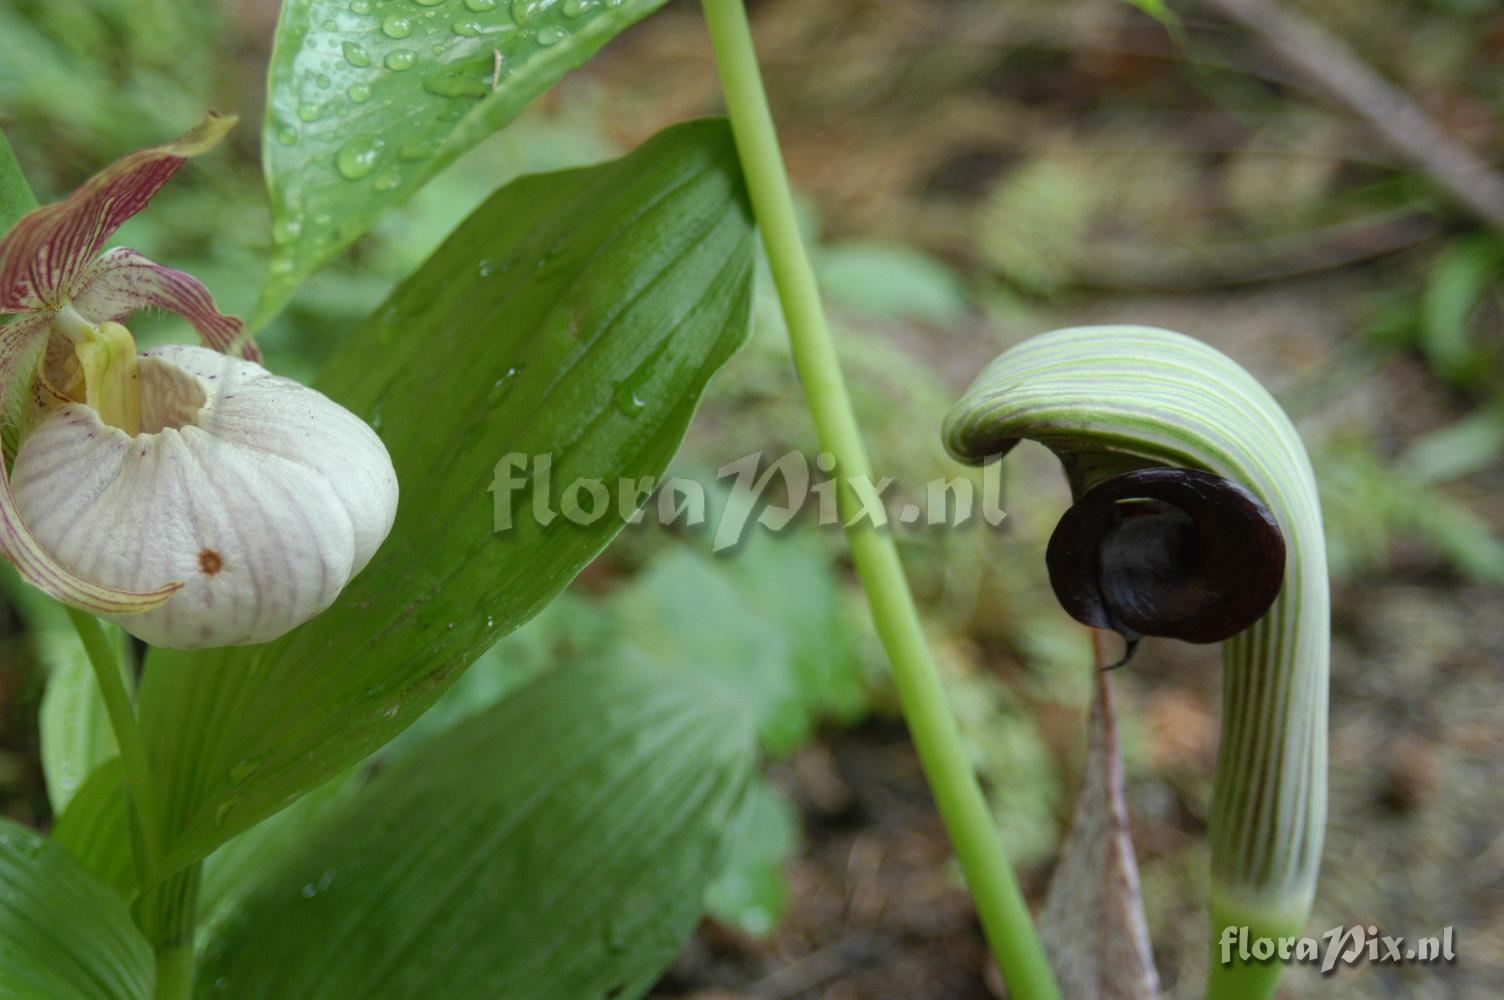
(0, 115, 234, 313)
(73, 248, 259, 361)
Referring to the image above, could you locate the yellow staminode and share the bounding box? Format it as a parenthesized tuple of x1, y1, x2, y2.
(74, 321, 141, 436)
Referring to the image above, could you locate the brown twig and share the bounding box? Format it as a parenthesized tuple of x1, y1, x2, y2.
(748, 933, 880, 1000)
(1075, 208, 1444, 291)
(1201, 0, 1504, 232)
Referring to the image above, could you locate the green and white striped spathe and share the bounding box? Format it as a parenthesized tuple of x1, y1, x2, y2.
(944, 326, 1329, 987)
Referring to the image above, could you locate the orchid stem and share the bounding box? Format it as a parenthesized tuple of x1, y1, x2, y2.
(700, 3, 1059, 996)
(153, 940, 194, 1000)
(65, 607, 164, 883)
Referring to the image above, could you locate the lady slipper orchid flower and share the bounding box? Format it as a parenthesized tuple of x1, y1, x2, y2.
(0, 116, 397, 648)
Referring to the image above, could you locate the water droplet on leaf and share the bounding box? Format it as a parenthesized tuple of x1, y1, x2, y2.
(487, 365, 522, 403)
(423, 70, 490, 97)
(342, 40, 372, 66)
(612, 340, 665, 416)
(385, 48, 417, 70)
(603, 914, 632, 953)
(336, 136, 385, 179)
(511, 0, 549, 24)
(228, 756, 264, 785)
(613, 383, 646, 415)
(382, 14, 413, 37)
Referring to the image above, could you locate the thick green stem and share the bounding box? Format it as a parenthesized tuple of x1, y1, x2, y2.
(68, 608, 197, 996)
(1207, 898, 1300, 1000)
(700, 3, 1059, 996)
(65, 607, 164, 882)
(154, 943, 194, 1000)
(140, 864, 201, 1000)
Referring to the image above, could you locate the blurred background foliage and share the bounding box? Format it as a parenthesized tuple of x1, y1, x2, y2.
(1, 0, 1502, 997)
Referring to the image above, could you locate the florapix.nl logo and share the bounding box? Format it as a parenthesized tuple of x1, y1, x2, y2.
(490, 450, 1006, 551)
(1219, 924, 1456, 975)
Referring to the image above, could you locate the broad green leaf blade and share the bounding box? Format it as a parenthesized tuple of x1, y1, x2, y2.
(944, 325, 1329, 1000)
(53, 758, 136, 899)
(140, 119, 754, 875)
(260, 0, 669, 319)
(198, 772, 358, 942)
(39, 646, 119, 815)
(0, 570, 126, 813)
(55, 762, 366, 929)
(0, 127, 37, 236)
(0, 818, 152, 1000)
(198, 657, 755, 999)
(376, 592, 605, 758)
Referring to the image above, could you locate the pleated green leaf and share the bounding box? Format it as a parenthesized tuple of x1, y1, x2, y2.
(197, 773, 359, 943)
(259, 0, 670, 320)
(37, 642, 119, 815)
(615, 541, 862, 756)
(53, 758, 136, 900)
(137, 119, 755, 876)
(197, 656, 755, 1000)
(944, 325, 1329, 1000)
(0, 819, 152, 1000)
